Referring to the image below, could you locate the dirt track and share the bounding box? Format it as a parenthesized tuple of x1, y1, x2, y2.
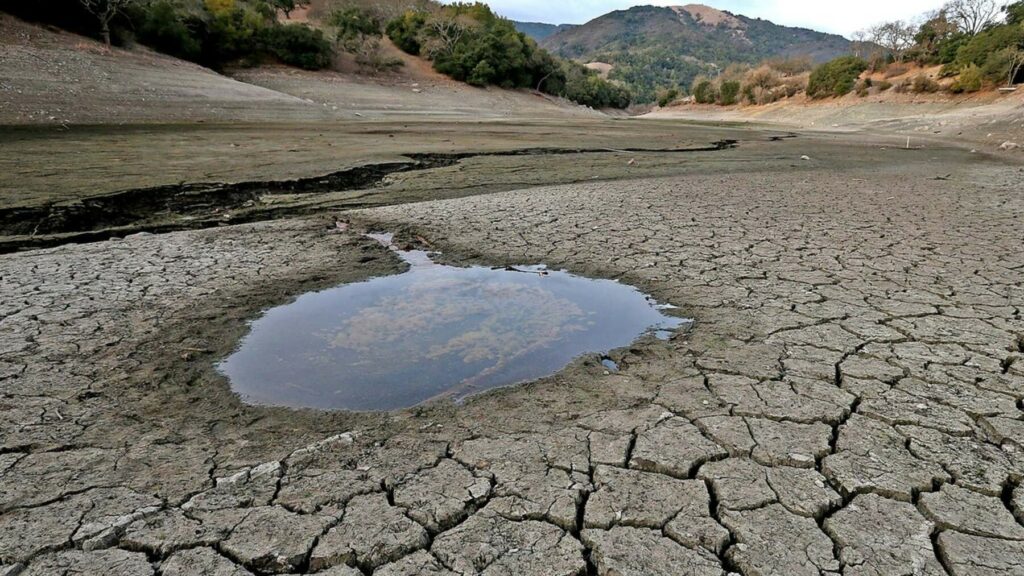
(2, 127, 1023, 575)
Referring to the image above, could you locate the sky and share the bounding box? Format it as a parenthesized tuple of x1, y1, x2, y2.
(469, 0, 949, 37)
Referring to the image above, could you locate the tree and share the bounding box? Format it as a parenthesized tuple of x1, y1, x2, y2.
(944, 0, 1002, 35)
(1006, 1, 1024, 26)
(850, 29, 872, 58)
(273, 0, 310, 19)
(870, 20, 917, 62)
(78, 0, 135, 44)
(331, 7, 381, 54)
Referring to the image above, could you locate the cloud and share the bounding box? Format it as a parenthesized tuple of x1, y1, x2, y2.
(462, 0, 949, 37)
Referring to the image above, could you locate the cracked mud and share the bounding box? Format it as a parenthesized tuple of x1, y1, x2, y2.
(1, 129, 1023, 575)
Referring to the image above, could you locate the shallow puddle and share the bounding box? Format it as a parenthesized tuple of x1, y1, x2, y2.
(219, 235, 688, 411)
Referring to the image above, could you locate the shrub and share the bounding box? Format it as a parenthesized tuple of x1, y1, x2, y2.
(807, 56, 868, 98)
(744, 65, 781, 91)
(331, 7, 382, 53)
(718, 80, 740, 105)
(950, 63, 984, 92)
(875, 79, 893, 91)
(385, 10, 427, 54)
(911, 74, 940, 93)
(656, 87, 680, 107)
(260, 23, 332, 69)
(981, 47, 1024, 85)
(692, 79, 717, 104)
(136, 1, 201, 61)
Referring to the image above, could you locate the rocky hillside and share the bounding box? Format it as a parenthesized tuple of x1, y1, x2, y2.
(542, 4, 853, 102)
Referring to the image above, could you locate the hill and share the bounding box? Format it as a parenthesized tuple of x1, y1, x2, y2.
(513, 21, 578, 42)
(542, 4, 853, 102)
(0, 14, 600, 124)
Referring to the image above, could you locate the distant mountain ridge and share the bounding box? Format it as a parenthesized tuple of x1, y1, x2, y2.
(539, 4, 853, 102)
(513, 21, 578, 42)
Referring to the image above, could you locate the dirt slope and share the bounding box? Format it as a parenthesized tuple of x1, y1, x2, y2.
(0, 14, 600, 125)
(648, 88, 1024, 151)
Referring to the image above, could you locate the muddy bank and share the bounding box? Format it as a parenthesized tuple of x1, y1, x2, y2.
(0, 140, 737, 253)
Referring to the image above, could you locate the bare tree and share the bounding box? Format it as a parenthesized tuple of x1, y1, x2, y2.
(869, 21, 917, 62)
(850, 29, 871, 58)
(79, 0, 135, 45)
(944, 0, 1002, 34)
(424, 17, 467, 58)
(1009, 48, 1024, 87)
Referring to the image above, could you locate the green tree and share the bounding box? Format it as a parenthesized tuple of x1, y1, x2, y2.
(271, 0, 310, 19)
(386, 10, 428, 54)
(718, 80, 740, 105)
(807, 56, 868, 98)
(331, 7, 382, 53)
(692, 79, 717, 104)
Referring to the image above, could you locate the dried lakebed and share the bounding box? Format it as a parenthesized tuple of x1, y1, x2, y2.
(220, 234, 686, 411)
(1, 132, 1023, 576)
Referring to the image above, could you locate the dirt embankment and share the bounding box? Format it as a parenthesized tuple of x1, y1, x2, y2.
(0, 14, 600, 125)
(650, 84, 1024, 152)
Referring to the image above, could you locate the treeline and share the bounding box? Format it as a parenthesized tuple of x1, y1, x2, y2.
(384, 2, 631, 108)
(5, 0, 333, 70)
(665, 0, 1023, 107)
(850, 0, 1024, 92)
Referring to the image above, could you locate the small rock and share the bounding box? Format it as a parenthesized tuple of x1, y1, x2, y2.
(999, 141, 1020, 151)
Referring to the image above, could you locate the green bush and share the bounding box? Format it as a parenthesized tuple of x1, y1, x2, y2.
(331, 7, 382, 52)
(656, 87, 680, 107)
(807, 56, 868, 98)
(981, 47, 1024, 84)
(951, 63, 984, 92)
(875, 79, 893, 91)
(718, 80, 740, 105)
(136, 1, 201, 61)
(260, 23, 332, 70)
(692, 79, 716, 104)
(386, 10, 427, 54)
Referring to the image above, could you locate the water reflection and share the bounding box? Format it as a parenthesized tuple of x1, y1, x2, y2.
(219, 237, 688, 411)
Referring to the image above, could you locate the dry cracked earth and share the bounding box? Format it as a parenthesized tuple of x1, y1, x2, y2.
(1, 132, 1024, 576)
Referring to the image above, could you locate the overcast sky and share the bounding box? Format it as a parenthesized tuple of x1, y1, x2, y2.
(468, 1, 949, 37)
